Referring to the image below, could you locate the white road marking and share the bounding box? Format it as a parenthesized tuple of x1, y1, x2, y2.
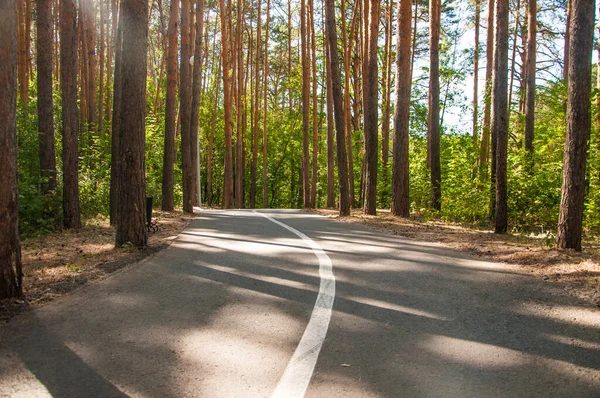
(253, 211, 336, 398)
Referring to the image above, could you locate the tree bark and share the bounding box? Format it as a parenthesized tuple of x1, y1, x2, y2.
(310, 0, 318, 208)
(250, 0, 262, 209)
(61, 0, 81, 229)
(557, 0, 594, 251)
(262, 0, 271, 208)
(301, 0, 311, 208)
(0, 0, 23, 299)
(208, 58, 221, 207)
(325, 36, 335, 209)
(85, 0, 97, 135)
(325, 0, 350, 216)
(180, 0, 194, 213)
(37, 0, 57, 197)
(342, 0, 356, 207)
(428, 0, 441, 211)
(563, 0, 571, 82)
(219, 0, 234, 208)
(381, 0, 393, 204)
(161, 0, 179, 211)
(190, 0, 204, 207)
(110, 0, 123, 225)
(115, 0, 149, 247)
(473, 0, 480, 140)
(524, 0, 536, 154)
(492, 0, 510, 233)
(362, 0, 380, 215)
(391, 0, 411, 217)
(478, 0, 494, 180)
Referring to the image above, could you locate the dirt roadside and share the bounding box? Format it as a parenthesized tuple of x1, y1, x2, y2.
(313, 209, 600, 309)
(0, 210, 191, 321)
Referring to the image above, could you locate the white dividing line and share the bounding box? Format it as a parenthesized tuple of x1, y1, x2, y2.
(253, 211, 336, 398)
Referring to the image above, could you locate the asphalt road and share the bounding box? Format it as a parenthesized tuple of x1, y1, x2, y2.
(1, 209, 599, 397)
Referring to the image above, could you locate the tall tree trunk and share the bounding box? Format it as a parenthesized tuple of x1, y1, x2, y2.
(180, 0, 194, 213)
(110, 0, 123, 225)
(37, 0, 57, 197)
(478, 0, 494, 181)
(301, 0, 311, 208)
(61, 0, 81, 229)
(99, 0, 105, 133)
(208, 58, 221, 207)
(0, 0, 23, 299)
(262, 0, 271, 208)
(325, 0, 350, 216)
(492, 0, 509, 233)
(161, 0, 179, 211)
(115, 0, 148, 247)
(428, 0, 441, 211)
(563, 0, 571, 82)
(362, 0, 380, 215)
(381, 0, 393, 204)
(250, 0, 262, 208)
(507, 0, 520, 113)
(85, 0, 97, 135)
(310, 0, 318, 208)
(557, 0, 594, 251)
(287, 0, 292, 110)
(17, 0, 28, 104)
(342, 0, 356, 207)
(325, 36, 335, 209)
(391, 0, 411, 217)
(190, 0, 204, 206)
(473, 0, 480, 140)
(234, 0, 244, 208)
(524, 0, 536, 154)
(219, 0, 234, 208)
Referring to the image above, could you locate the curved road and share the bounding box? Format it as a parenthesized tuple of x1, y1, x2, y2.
(1, 209, 599, 397)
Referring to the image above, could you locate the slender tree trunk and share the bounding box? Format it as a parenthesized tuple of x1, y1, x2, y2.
(287, 0, 292, 110)
(479, 0, 494, 180)
(381, 0, 393, 204)
(391, 0, 411, 217)
(507, 0, 520, 113)
(0, 0, 23, 299)
(234, 0, 244, 208)
(161, 0, 179, 211)
(325, 0, 350, 216)
(492, 0, 509, 233)
(342, 0, 356, 207)
(310, 0, 318, 208)
(473, 0, 480, 141)
(85, 0, 97, 135)
(99, 0, 105, 133)
(557, 0, 595, 251)
(180, 0, 194, 213)
(110, 0, 123, 225)
(219, 0, 234, 208)
(190, 0, 204, 207)
(428, 0, 441, 211)
(17, 0, 28, 104)
(362, 0, 380, 215)
(115, 0, 148, 247)
(301, 0, 311, 208)
(563, 0, 571, 82)
(208, 58, 221, 207)
(61, 0, 81, 229)
(37, 0, 57, 197)
(262, 0, 271, 208)
(250, 0, 262, 209)
(409, 0, 417, 79)
(326, 40, 335, 208)
(524, 0, 536, 154)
